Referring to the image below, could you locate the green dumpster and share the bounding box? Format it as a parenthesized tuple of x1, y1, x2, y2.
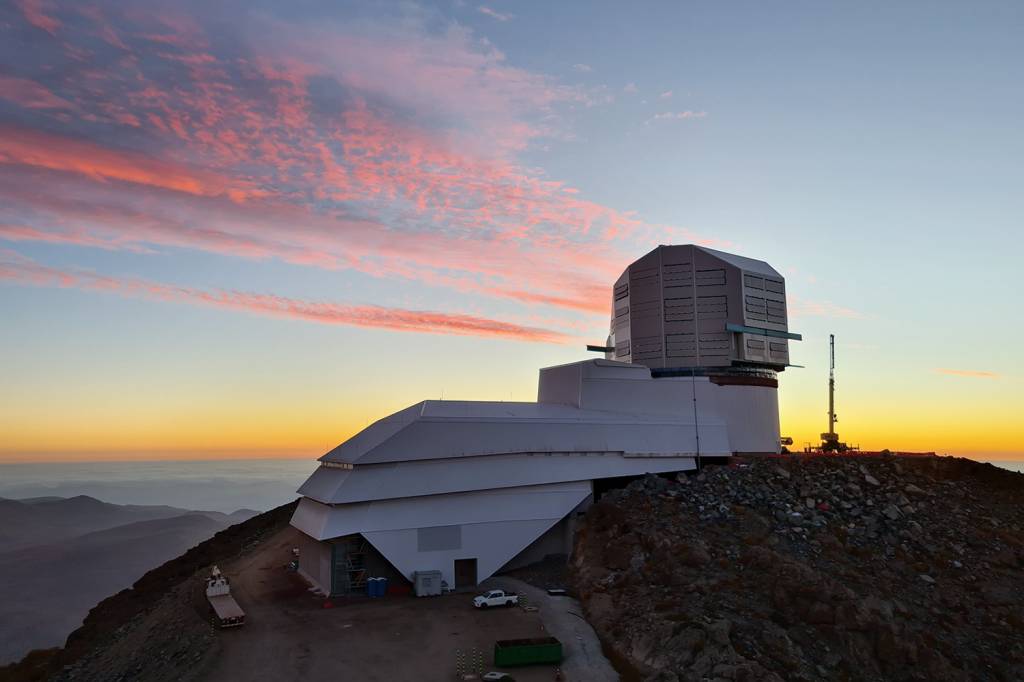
(493, 637, 563, 667)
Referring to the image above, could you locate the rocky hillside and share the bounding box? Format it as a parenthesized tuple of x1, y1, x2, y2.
(0, 500, 296, 682)
(572, 456, 1024, 682)
(0, 497, 258, 665)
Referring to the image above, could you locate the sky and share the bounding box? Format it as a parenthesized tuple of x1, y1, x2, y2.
(0, 0, 1021, 462)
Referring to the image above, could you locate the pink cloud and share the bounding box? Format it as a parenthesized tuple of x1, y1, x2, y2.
(787, 297, 863, 319)
(933, 368, 1000, 380)
(0, 4, 722, 328)
(0, 168, 650, 316)
(647, 111, 707, 124)
(15, 0, 60, 35)
(0, 76, 72, 109)
(0, 256, 571, 345)
(477, 6, 514, 22)
(0, 124, 260, 201)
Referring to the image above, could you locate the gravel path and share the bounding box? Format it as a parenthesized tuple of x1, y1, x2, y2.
(484, 575, 619, 682)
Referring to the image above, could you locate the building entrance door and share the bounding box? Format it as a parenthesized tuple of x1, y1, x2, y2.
(454, 558, 477, 588)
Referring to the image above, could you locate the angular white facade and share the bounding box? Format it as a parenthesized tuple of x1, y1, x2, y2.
(291, 245, 795, 594)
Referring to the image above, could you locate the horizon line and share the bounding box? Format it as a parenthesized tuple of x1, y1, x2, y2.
(2, 451, 1022, 465)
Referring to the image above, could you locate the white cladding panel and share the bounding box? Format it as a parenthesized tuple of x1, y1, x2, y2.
(645, 376, 781, 455)
(297, 465, 353, 502)
(702, 382, 781, 453)
(291, 495, 331, 539)
(292, 481, 592, 541)
(295, 531, 332, 594)
(364, 518, 564, 588)
(293, 482, 592, 586)
(298, 453, 697, 505)
(535, 361, 584, 407)
(579, 374, 700, 416)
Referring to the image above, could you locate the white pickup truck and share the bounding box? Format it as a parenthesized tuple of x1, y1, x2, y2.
(473, 589, 518, 609)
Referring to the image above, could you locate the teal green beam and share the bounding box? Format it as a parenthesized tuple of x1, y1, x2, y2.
(725, 323, 803, 341)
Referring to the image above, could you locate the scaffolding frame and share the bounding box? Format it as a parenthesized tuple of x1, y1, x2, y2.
(331, 535, 368, 594)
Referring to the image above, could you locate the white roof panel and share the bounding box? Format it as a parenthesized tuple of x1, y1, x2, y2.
(321, 399, 725, 465)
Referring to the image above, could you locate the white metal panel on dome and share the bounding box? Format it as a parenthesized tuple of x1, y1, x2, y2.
(605, 245, 793, 370)
(298, 452, 698, 504)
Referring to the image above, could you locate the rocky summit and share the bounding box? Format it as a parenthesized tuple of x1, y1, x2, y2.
(571, 456, 1024, 682)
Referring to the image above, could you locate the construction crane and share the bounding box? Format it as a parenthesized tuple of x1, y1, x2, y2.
(819, 334, 848, 452)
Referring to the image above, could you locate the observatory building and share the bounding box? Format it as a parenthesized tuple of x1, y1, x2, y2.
(290, 245, 799, 595)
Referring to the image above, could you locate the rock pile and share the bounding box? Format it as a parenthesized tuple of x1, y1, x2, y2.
(53, 590, 215, 682)
(571, 456, 1024, 682)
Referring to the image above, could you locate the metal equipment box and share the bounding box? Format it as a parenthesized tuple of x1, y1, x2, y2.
(412, 570, 442, 597)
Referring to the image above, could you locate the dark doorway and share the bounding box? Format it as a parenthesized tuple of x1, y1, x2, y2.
(454, 558, 477, 588)
(592, 474, 645, 501)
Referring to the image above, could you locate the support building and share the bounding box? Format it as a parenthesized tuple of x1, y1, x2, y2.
(290, 245, 799, 594)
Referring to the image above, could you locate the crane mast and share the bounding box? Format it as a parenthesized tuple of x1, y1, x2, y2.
(818, 333, 848, 452)
(828, 333, 836, 436)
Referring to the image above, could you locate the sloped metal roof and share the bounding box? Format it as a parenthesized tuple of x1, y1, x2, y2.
(695, 245, 783, 278)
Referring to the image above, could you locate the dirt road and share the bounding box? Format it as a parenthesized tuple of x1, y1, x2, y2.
(205, 527, 574, 682)
(485, 576, 618, 682)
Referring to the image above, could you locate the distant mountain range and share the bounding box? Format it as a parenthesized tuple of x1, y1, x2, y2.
(0, 495, 258, 664)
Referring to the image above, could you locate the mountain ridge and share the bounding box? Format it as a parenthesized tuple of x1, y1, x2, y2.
(0, 497, 261, 666)
(1, 500, 297, 682)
